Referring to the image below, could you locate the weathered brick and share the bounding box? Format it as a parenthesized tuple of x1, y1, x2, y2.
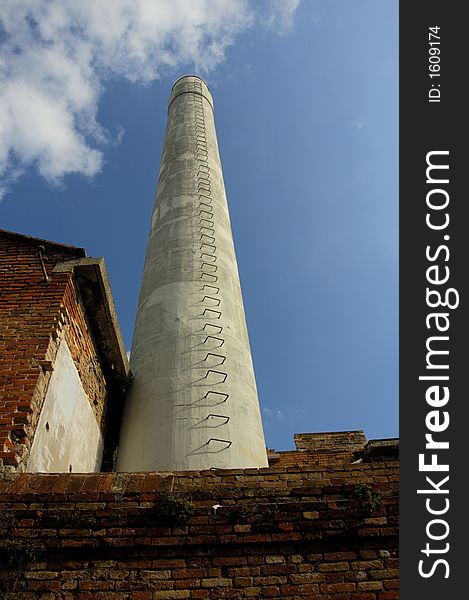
(325, 572, 345, 583)
(320, 582, 356, 593)
(244, 588, 262, 597)
(377, 592, 399, 600)
(152, 592, 190, 599)
(201, 578, 232, 588)
(369, 569, 399, 580)
(324, 552, 357, 561)
(262, 564, 296, 576)
(234, 577, 253, 587)
(290, 573, 325, 584)
(352, 560, 384, 571)
(80, 581, 114, 591)
(213, 556, 246, 566)
(25, 571, 58, 580)
(174, 579, 202, 590)
(358, 582, 383, 591)
(262, 587, 281, 597)
(317, 561, 349, 572)
(359, 550, 378, 560)
(173, 569, 206, 579)
(265, 555, 285, 564)
(300, 584, 321, 596)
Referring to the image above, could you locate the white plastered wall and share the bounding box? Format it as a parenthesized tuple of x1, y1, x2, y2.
(27, 339, 103, 473)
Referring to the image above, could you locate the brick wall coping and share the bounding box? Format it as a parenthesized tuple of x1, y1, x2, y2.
(0, 459, 399, 498)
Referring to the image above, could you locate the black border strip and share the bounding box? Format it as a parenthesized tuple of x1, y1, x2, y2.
(400, 3, 465, 597)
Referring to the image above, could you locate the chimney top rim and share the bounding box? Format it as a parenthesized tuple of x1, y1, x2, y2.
(171, 74, 210, 91)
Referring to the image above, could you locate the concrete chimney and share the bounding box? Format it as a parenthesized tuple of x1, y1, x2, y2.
(117, 75, 268, 471)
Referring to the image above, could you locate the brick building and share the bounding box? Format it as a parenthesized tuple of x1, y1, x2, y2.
(0, 229, 130, 474)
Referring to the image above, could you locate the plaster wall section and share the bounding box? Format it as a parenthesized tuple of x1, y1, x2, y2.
(27, 339, 103, 473)
(118, 75, 268, 471)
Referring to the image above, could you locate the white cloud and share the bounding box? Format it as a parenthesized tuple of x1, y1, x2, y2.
(0, 0, 301, 200)
(263, 407, 286, 422)
(260, 0, 301, 34)
(352, 117, 365, 132)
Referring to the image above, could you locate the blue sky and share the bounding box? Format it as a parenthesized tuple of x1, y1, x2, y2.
(0, 1, 398, 450)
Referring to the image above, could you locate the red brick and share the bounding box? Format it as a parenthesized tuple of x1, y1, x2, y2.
(299, 584, 321, 596)
(325, 572, 345, 583)
(263, 587, 281, 597)
(234, 577, 253, 587)
(324, 551, 358, 561)
(317, 561, 349, 572)
(359, 551, 378, 559)
(352, 560, 384, 570)
(262, 564, 296, 575)
(174, 579, 201, 590)
(320, 583, 356, 593)
(80, 581, 113, 590)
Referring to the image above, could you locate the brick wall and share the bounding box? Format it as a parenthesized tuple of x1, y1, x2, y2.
(0, 231, 108, 472)
(267, 432, 397, 470)
(0, 450, 399, 599)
